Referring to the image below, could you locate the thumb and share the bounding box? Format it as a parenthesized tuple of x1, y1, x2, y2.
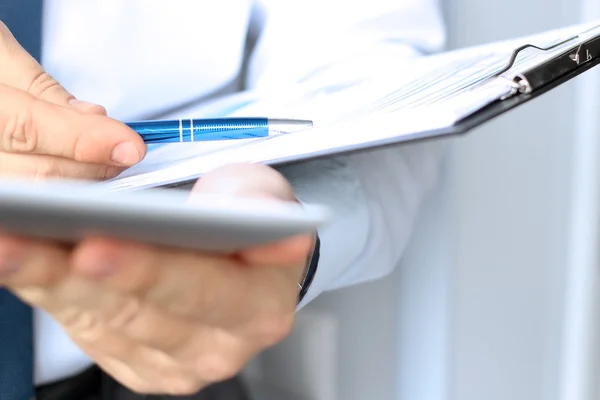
(0, 84, 146, 166)
(192, 163, 314, 265)
(0, 22, 106, 115)
(192, 163, 297, 201)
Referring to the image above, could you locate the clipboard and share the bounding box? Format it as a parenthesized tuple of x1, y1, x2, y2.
(102, 22, 600, 191)
(454, 29, 600, 137)
(265, 25, 600, 165)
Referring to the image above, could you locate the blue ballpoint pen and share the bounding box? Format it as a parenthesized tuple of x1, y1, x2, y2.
(125, 117, 313, 144)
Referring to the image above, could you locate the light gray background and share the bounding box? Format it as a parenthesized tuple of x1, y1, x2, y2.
(245, 1, 600, 399)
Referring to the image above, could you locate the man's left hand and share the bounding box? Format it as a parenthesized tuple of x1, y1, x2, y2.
(0, 163, 313, 395)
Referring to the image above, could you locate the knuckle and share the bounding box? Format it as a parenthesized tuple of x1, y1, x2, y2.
(196, 353, 242, 382)
(27, 71, 62, 98)
(162, 378, 204, 396)
(2, 108, 38, 153)
(71, 132, 97, 163)
(174, 287, 216, 316)
(106, 297, 144, 331)
(135, 349, 205, 395)
(57, 307, 103, 341)
(253, 312, 295, 347)
(96, 165, 120, 180)
(85, 104, 108, 116)
(31, 159, 60, 180)
(0, 21, 12, 46)
(124, 380, 156, 395)
(138, 346, 178, 371)
(164, 269, 216, 316)
(16, 287, 50, 304)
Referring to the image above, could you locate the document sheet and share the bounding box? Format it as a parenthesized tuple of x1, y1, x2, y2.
(101, 22, 600, 191)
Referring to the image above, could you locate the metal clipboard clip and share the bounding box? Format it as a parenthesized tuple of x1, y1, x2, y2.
(494, 26, 600, 99)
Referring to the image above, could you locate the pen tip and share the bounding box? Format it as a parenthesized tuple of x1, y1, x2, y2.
(269, 118, 313, 127)
(268, 118, 313, 134)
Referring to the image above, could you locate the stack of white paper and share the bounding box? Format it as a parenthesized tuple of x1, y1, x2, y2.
(100, 22, 599, 191)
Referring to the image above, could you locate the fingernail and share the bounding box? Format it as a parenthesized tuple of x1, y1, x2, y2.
(69, 98, 100, 110)
(111, 142, 141, 166)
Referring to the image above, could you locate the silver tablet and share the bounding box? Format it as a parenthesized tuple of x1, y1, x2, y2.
(0, 179, 329, 252)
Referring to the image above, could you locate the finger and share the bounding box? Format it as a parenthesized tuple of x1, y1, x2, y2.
(82, 340, 206, 396)
(193, 163, 313, 264)
(193, 163, 297, 201)
(0, 235, 70, 287)
(71, 237, 299, 349)
(61, 305, 211, 395)
(70, 238, 243, 315)
(69, 289, 250, 373)
(0, 22, 106, 114)
(71, 332, 185, 395)
(98, 353, 204, 396)
(126, 329, 248, 385)
(0, 151, 125, 180)
(0, 83, 146, 166)
(83, 349, 162, 394)
(104, 299, 203, 354)
(70, 238, 286, 326)
(237, 234, 313, 266)
(46, 278, 237, 390)
(89, 325, 247, 387)
(46, 285, 197, 356)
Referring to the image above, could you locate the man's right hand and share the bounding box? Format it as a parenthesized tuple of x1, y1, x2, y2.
(0, 22, 146, 180)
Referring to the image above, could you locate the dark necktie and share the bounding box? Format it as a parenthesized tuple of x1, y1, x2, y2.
(0, 2, 42, 398)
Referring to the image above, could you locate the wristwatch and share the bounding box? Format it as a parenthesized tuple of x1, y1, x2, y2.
(297, 232, 320, 303)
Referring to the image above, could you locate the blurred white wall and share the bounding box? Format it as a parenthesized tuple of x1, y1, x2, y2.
(247, 1, 600, 399)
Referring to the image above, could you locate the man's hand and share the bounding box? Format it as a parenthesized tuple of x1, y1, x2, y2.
(0, 22, 146, 179)
(0, 163, 313, 395)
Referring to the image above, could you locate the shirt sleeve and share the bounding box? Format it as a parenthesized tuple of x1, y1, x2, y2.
(245, 0, 446, 91)
(244, 0, 448, 308)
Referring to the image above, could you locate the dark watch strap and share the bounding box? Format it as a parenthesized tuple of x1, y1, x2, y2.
(298, 234, 320, 303)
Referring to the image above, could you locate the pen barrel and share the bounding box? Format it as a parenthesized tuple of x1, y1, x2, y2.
(127, 118, 270, 143)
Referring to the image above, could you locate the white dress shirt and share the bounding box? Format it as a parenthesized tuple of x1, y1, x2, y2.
(35, 0, 446, 385)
